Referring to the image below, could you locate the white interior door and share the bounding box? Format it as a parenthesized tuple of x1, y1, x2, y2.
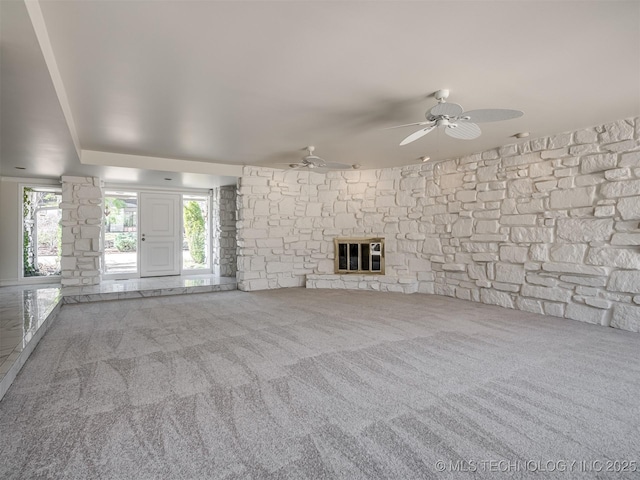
(140, 193, 181, 277)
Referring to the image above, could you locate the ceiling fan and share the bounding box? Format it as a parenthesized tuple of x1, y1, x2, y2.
(278, 146, 354, 172)
(390, 89, 524, 146)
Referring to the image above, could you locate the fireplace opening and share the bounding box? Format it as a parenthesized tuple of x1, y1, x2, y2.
(334, 238, 385, 274)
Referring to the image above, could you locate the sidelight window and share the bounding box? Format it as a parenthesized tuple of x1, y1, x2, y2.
(21, 186, 62, 278)
(103, 191, 138, 275)
(182, 194, 210, 272)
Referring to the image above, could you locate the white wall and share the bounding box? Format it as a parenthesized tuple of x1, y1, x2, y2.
(0, 179, 19, 284)
(237, 117, 640, 332)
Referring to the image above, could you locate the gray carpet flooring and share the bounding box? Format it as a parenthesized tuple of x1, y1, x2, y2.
(1, 288, 639, 479)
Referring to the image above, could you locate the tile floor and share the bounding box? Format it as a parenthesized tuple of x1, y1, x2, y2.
(0, 287, 62, 375)
(63, 274, 237, 303)
(0, 274, 237, 400)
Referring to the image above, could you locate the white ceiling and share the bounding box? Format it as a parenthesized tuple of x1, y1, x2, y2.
(2, 1, 639, 183)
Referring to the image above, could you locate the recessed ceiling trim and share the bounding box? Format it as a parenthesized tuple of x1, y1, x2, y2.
(0, 176, 60, 185)
(104, 182, 213, 195)
(81, 150, 243, 177)
(24, 0, 81, 158)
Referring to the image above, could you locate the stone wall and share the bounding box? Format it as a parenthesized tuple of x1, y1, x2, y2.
(235, 165, 437, 293)
(237, 117, 640, 332)
(306, 274, 421, 293)
(237, 170, 320, 290)
(212, 185, 237, 277)
(424, 117, 640, 332)
(60, 176, 103, 286)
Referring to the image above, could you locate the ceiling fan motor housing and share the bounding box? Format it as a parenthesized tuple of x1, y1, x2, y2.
(434, 89, 450, 102)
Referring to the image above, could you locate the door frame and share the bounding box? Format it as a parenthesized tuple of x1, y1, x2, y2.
(139, 192, 181, 277)
(102, 185, 214, 279)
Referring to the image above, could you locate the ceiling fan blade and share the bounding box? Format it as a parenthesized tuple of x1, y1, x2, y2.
(323, 162, 353, 170)
(385, 121, 433, 130)
(445, 122, 481, 140)
(429, 102, 464, 117)
(288, 165, 331, 174)
(462, 109, 524, 123)
(399, 125, 436, 146)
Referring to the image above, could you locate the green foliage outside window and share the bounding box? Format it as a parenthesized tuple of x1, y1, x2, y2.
(184, 201, 206, 264)
(23, 231, 38, 276)
(114, 233, 137, 252)
(23, 188, 38, 276)
(23, 188, 62, 277)
(104, 197, 127, 227)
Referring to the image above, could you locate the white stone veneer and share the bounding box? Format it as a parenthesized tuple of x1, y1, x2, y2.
(212, 185, 237, 277)
(60, 176, 103, 286)
(236, 117, 640, 332)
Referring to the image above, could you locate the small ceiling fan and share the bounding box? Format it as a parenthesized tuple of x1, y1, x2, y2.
(390, 89, 524, 146)
(277, 146, 354, 172)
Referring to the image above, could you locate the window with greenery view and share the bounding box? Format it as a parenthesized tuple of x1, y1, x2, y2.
(183, 195, 209, 271)
(22, 187, 62, 278)
(104, 192, 138, 275)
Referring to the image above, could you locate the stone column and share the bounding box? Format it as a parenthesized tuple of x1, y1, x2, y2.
(212, 185, 237, 277)
(60, 176, 103, 286)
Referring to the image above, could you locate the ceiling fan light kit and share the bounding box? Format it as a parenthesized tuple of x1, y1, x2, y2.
(392, 89, 524, 146)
